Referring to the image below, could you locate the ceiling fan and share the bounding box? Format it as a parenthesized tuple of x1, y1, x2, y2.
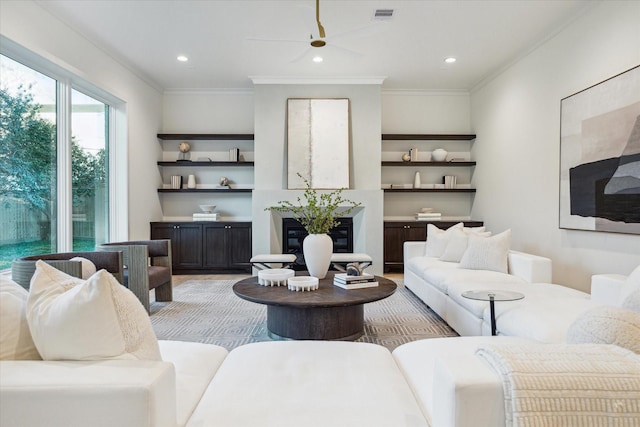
(246, 0, 385, 62)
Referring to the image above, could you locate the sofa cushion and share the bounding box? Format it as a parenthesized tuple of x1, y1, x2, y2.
(440, 228, 492, 263)
(567, 305, 640, 354)
(406, 256, 459, 278)
(459, 229, 511, 273)
(619, 265, 640, 309)
(187, 341, 427, 427)
(424, 267, 525, 294)
(622, 290, 640, 313)
(159, 340, 228, 427)
(0, 278, 40, 360)
(27, 261, 161, 361)
(425, 222, 462, 257)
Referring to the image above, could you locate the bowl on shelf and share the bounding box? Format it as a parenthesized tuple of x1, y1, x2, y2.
(199, 204, 216, 213)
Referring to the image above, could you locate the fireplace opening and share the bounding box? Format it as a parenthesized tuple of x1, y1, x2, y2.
(282, 217, 353, 271)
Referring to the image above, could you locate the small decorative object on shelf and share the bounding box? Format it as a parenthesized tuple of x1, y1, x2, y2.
(431, 148, 448, 162)
(287, 276, 319, 292)
(258, 269, 295, 287)
(410, 147, 419, 161)
(229, 148, 240, 162)
(187, 174, 196, 188)
(444, 175, 457, 188)
(414, 171, 421, 189)
(199, 204, 216, 213)
(402, 152, 411, 162)
(170, 175, 182, 189)
(178, 141, 191, 161)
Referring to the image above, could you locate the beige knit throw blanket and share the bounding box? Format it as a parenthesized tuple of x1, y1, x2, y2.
(476, 344, 640, 427)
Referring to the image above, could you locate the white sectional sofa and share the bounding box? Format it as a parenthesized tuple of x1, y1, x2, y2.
(404, 239, 622, 343)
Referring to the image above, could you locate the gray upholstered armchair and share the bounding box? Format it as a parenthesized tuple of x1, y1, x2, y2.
(11, 251, 124, 289)
(96, 240, 172, 312)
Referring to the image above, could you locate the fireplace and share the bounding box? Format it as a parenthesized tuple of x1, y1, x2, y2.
(282, 217, 353, 270)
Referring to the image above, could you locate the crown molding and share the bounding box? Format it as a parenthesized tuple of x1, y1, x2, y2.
(249, 76, 387, 85)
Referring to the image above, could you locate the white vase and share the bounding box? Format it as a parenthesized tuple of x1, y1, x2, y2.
(431, 148, 448, 162)
(414, 171, 421, 188)
(303, 234, 333, 279)
(187, 174, 196, 188)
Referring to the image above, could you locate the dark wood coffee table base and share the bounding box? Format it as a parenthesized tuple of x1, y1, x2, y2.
(233, 272, 396, 341)
(268, 304, 364, 340)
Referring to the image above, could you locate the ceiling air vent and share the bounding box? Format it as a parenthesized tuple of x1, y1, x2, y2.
(373, 9, 394, 20)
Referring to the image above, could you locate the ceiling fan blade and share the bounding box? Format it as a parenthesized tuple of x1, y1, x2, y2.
(327, 22, 387, 41)
(289, 47, 313, 63)
(246, 36, 309, 44)
(326, 44, 364, 59)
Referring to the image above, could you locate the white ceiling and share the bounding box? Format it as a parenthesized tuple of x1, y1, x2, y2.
(36, 0, 593, 91)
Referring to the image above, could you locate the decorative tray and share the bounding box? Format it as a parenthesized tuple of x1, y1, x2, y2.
(287, 276, 319, 292)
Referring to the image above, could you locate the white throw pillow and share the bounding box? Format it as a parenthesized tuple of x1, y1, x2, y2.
(458, 229, 511, 273)
(440, 228, 492, 263)
(618, 265, 640, 307)
(424, 222, 463, 257)
(621, 290, 640, 314)
(567, 305, 640, 354)
(0, 278, 40, 360)
(69, 256, 97, 279)
(26, 261, 161, 361)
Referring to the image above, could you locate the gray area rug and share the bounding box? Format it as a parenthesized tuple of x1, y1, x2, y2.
(150, 279, 457, 351)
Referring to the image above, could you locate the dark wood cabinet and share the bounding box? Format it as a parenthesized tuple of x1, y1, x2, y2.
(151, 221, 251, 273)
(383, 220, 483, 272)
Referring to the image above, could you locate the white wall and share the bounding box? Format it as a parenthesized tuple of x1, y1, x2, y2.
(471, 1, 640, 291)
(0, 1, 163, 241)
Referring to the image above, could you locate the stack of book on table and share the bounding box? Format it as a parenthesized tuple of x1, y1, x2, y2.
(333, 273, 378, 289)
(415, 212, 441, 221)
(193, 213, 219, 221)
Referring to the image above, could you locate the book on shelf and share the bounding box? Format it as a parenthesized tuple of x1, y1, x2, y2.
(334, 273, 375, 283)
(193, 213, 219, 221)
(415, 213, 442, 220)
(333, 280, 379, 290)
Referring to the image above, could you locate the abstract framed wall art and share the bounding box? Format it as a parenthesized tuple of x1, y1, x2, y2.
(287, 98, 350, 189)
(559, 65, 640, 234)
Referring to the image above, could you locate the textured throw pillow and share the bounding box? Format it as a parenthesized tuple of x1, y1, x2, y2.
(621, 290, 640, 314)
(618, 265, 640, 307)
(458, 229, 511, 273)
(69, 256, 97, 279)
(567, 305, 640, 354)
(440, 228, 492, 263)
(425, 222, 463, 257)
(0, 278, 41, 360)
(26, 261, 161, 361)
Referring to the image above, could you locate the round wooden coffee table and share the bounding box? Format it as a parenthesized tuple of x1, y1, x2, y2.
(233, 272, 397, 340)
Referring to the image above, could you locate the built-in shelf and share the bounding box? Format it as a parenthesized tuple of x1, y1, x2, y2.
(383, 188, 476, 193)
(157, 133, 254, 140)
(381, 134, 476, 140)
(157, 161, 254, 167)
(157, 189, 253, 193)
(381, 161, 476, 167)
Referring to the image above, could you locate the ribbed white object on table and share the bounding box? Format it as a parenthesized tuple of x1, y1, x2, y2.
(257, 269, 294, 286)
(287, 276, 319, 292)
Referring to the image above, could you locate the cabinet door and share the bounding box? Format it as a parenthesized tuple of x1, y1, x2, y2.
(227, 223, 252, 269)
(174, 224, 203, 268)
(202, 223, 228, 268)
(383, 223, 407, 266)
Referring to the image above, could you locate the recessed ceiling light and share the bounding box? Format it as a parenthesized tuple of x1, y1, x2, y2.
(313, 56, 323, 63)
(177, 55, 189, 62)
(444, 57, 457, 64)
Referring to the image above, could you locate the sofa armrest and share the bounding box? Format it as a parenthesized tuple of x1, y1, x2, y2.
(432, 356, 504, 427)
(404, 241, 426, 265)
(591, 274, 626, 306)
(507, 250, 552, 283)
(0, 360, 177, 427)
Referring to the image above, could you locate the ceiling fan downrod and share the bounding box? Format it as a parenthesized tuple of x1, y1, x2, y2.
(311, 0, 326, 47)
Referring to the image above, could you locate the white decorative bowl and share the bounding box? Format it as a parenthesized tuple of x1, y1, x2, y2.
(287, 276, 319, 292)
(199, 204, 216, 213)
(258, 269, 294, 286)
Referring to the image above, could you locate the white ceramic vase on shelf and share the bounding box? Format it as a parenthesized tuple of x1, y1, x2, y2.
(303, 234, 333, 279)
(431, 148, 448, 162)
(414, 171, 421, 189)
(187, 174, 196, 189)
